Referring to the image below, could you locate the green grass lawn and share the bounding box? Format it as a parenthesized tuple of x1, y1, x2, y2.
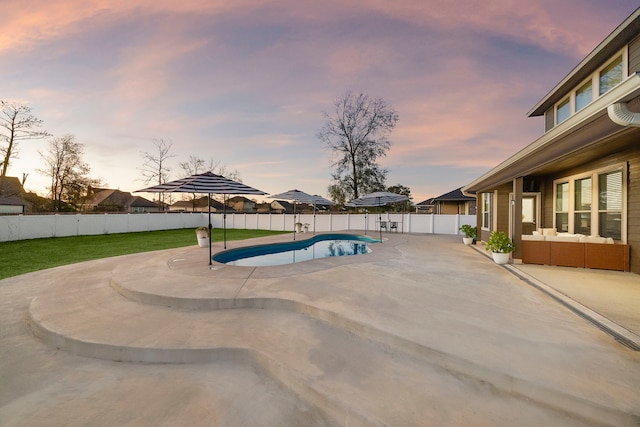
(0, 228, 288, 280)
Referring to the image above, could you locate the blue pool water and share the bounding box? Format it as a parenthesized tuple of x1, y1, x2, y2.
(213, 234, 379, 267)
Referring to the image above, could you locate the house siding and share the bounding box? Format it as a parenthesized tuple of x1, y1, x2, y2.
(496, 184, 511, 232)
(545, 110, 554, 132)
(438, 203, 461, 215)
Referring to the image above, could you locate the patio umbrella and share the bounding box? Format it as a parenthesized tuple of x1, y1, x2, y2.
(136, 171, 266, 264)
(346, 191, 409, 241)
(269, 189, 334, 238)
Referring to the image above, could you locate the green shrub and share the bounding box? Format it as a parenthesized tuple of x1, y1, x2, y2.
(459, 224, 476, 238)
(485, 231, 514, 253)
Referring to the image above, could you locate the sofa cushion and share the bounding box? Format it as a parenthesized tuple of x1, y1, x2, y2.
(522, 234, 546, 241)
(580, 236, 609, 244)
(547, 235, 581, 242)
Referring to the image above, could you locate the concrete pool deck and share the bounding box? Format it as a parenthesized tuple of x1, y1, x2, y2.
(1, 232, 639, 426)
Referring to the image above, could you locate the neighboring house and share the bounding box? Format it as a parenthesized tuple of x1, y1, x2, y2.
(268, 200, 318, 214)
(256, 202, 272, 213)
(270, 200, 295, 214)
(462, 8, 640, 273)
(415, 198, 434, 214)
(0, 176, 30, 214)
(169, 197, 233, 213)
(81, 189, 160, 213)
(227, 196, 257, 213)
(430, 187, 476, 215)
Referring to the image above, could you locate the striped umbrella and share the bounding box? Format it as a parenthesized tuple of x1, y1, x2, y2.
(136, 172, 267, 262)
(269, 189, 334, 237)
(346, 191, 409, 241)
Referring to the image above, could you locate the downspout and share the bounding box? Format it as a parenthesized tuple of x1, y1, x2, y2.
(607, 102, 640, 127)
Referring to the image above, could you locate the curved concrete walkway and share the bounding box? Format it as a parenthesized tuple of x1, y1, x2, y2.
(1, 233, 639, 426)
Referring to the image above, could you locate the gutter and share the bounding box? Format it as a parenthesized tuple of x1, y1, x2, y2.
(607, 101, 640, 127)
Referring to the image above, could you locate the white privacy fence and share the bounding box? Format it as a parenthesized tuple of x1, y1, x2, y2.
(0, 212, 476, 242)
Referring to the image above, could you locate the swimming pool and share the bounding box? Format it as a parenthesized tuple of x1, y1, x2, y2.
(213, 234, 379, 267)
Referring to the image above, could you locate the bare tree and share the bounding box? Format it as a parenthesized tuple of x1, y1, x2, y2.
(37, 135, 99, 211)
(317, 91, 398, 204)
(178, 155, 242, 210)
(179, 155, 241, 181)
(139, 138, 174, 208)
(0, 101, 49, 196)
(179, 155, 206, 176)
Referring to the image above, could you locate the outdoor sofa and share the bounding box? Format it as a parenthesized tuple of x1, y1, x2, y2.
(521, 228, 630, 272)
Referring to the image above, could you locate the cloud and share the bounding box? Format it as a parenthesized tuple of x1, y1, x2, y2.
(2, 0, 636, 204)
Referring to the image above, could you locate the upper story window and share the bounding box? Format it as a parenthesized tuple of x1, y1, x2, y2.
(599, 55, 623, 96)
(552, 50, 627, 127)
(575, 80, 593, 112)
(556, 98, 570, 124)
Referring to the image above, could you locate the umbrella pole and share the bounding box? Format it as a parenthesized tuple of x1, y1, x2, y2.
(223, 195, 227, 249)
(208, 193, 212, 266)
(365, 211, 368, 236)
(293, 202, 296, 240)
(313, 202, 316, 235)
(378, 197, 382, 242)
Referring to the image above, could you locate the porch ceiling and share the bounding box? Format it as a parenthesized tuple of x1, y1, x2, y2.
(466, 115, 638, 192)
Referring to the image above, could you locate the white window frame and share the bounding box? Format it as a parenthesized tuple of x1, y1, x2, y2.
(481, 192, 493, 231)
(555, 181, 570, 233)
(555, 97, 571, 124)
(552, 164, 627, 242)
(598, 54, 624, 96)
(575, 78, 593, 112)
(552, 47, 628, 126)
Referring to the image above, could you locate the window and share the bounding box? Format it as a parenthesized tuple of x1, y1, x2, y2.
(599, 170, 622, 240)
(546, 50, 626, 129)
(553, 166, 625, 240)
(555, 182, 569, 232)
(575, 80, 592, 112)
(481, 192, 492, 230)
(574, 177, 591, 235)
(599, 56, 623, 96)
(556, 98, 570, 124)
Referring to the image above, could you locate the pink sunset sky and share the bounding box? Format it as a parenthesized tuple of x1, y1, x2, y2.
(2, 1, 638, 204)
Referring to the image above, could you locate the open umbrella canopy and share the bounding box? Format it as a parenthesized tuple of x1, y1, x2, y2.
(269, 189, 335, 237)
(269, 189, 334, 206)
(346, 191, 409, 241)
(136, 171, 267, 260)
(345, 191, 409, 207)
(137, 171, 267, 196)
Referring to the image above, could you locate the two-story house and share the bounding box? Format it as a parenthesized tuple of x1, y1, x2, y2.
(463, 8, 640, 273)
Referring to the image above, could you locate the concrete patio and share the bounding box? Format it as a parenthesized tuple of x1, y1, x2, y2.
(1, 232, 639, 426)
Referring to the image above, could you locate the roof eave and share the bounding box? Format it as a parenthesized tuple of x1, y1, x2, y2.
(528, 7, 640, 117)
(463, 73, 640, 194)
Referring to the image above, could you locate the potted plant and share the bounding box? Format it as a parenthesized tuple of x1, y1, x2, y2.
(459, 224, 476, 245)
(485, 231, 514, 264)
(195, 226, 210, 248)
